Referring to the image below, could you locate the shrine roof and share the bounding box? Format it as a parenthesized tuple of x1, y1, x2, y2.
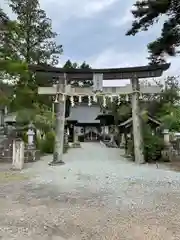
(119, 114, 161, 128)
(29, 63, 170, 80)
(95, 113, 114, 120)
(67, 104, 100, 124)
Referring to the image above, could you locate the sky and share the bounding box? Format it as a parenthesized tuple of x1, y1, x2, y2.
(2, 0, 180, 86)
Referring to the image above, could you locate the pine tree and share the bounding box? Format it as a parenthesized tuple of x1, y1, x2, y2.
(126, 0, 180, 63)
(0, 8, 9, 32)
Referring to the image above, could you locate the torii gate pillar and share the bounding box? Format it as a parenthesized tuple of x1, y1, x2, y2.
(131, 77, 144, 164)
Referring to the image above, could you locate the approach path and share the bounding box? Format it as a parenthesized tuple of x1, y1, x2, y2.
(0, 142, 180, 239)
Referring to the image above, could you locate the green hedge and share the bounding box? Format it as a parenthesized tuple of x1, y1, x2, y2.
(127, 124, 164, 162)
(37, 131, 55, 154)
(37, 131, 69, 154)
(143, 126, 164, 162)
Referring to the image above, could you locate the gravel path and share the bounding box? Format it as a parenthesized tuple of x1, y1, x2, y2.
(0, 142, 180, 239)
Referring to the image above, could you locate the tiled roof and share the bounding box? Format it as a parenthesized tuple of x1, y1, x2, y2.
(68, 104, 100, 123)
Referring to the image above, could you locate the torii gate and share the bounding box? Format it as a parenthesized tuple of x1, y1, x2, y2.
(29, 63, 170, 165)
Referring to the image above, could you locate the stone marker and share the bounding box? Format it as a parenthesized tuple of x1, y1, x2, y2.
(12, 139, 24, 170)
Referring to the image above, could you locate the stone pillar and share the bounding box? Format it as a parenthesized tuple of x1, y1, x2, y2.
(72, 126, 81, 147)
(131, 77, 144, 164)
(121, 133, 126, 147)
(12, 140, 24, 170)
(73, 126, 79, 143)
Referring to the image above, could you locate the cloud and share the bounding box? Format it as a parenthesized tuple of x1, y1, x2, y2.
(88, 47, 179, 76)
(88, 48, 148, 68)
(111, 11, 133, 27)
(86, 48, 179, 86)
(110, 2, 135, 27)
(87, 48, 145, 86)
(3, 0, 119, 24)
(2, 0, 180, 86)
(1, 1, 15, 19)
(58, 46, 179, 87)
(166, 57, 180, 77)
(40, 0, 118, 23)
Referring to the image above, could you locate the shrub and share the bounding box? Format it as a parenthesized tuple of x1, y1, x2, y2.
(21, 131, 28, 143)
(39, 131, 55, 154)
(127, 124, 164, 162)
(36, 135, 42, 150)
(37, 131, 69, 154)
(143, 126, 164, 162)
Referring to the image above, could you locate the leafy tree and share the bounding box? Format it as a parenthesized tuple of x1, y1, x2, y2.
(2, 0, 63, 122)
(100, 95, 132, 124)
(126, 0, 180, 63)
(158, 76, 180, 131)
(9, 0, 63, 65)
(63, 59, 92, 87)
(142, 76, 180, 131)
(15, 103, 54, 131)
(139, 76, 179, 116)
(160, 106, 180, 131)
(161, 76, 180, 105)
(0, 7, 26, 82)
(63, 60, 91, 70)
(143, 124, 164, 162)
(63, 60, 78, 69)
(0, 80, 13, 107)
(80, 61, 91, 69)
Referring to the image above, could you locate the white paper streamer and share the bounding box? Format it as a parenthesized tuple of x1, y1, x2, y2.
(103, 96, 106, 107)
(125, 94, 129, 102)
(54, 94, 58, 103)
(118, 95, 121, 105)
(139, 93, 143, 100)
(70, 96, 75, 107)
(62, 94, 65, 101)
(78, 95, 82, 103)
(88, 96, 92, 106)
(110, 95, 113, 103)
(93, 95, 97, 102)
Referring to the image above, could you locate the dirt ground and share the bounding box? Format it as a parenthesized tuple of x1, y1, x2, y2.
(0, 143, 180, 239)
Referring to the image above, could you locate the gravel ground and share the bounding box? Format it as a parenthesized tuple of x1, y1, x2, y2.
(0, 142, 180, 239)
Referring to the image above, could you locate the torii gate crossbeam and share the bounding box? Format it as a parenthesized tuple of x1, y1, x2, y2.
(29, 63, 170, 165)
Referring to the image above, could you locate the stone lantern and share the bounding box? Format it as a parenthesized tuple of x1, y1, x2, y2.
(27, 122, 35, 149)
(162, 129, 170, 146)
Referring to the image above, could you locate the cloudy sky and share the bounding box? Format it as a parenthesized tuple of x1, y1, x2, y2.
(2, 0, 180, 86)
